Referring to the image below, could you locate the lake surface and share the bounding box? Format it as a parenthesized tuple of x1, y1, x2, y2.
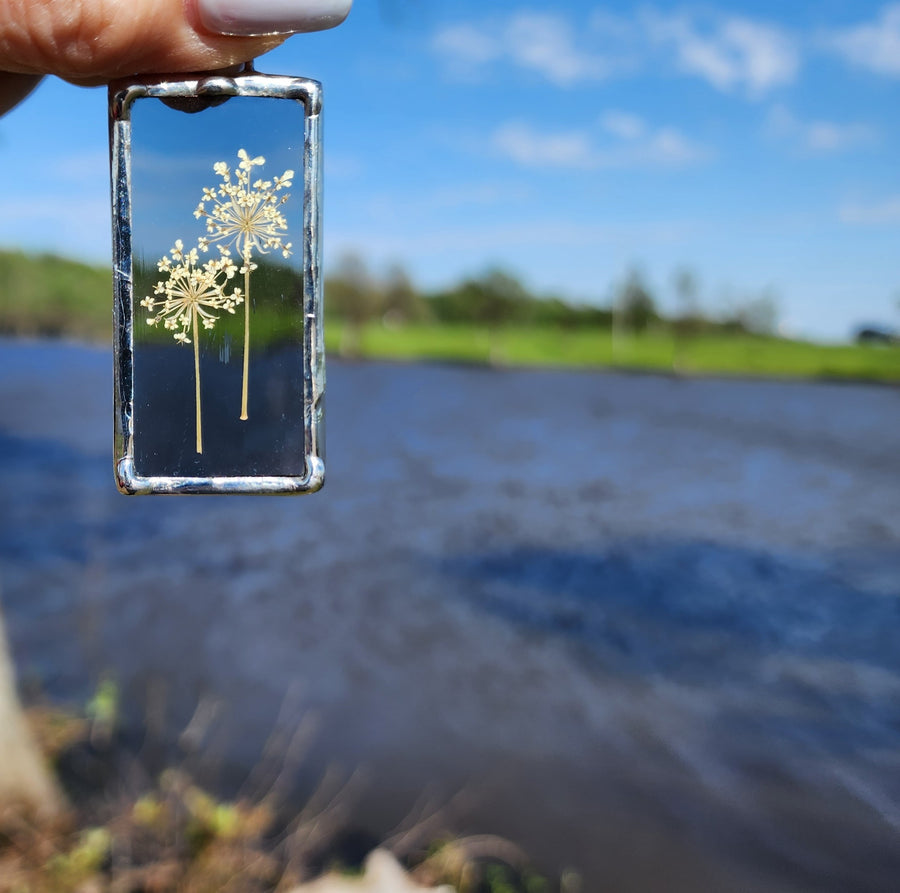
(1, 339, 899, 891)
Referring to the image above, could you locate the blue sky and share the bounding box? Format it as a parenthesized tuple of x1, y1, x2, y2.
(1, 1, 898, 340)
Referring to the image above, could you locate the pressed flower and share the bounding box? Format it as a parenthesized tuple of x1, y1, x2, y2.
(143, 242, 243, 454)
(194, 148, 293, 420)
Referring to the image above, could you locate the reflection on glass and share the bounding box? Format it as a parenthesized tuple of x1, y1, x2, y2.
(130, 97, 306, 478)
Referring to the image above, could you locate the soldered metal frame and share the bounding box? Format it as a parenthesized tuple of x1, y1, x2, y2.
(109, 68, 325, 495)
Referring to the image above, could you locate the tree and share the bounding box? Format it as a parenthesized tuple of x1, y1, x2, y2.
(672, 267, 702, 371)
(616, 268, 658, 334)
(325, 252, 382, 356)
(381, 262, 424, 325)
(738, 290, 779, 336)
(429, 268, 532, 328)
(673, 268, 699, 319)
(469, 269, 532, 327)
(0, 604, 62, 817)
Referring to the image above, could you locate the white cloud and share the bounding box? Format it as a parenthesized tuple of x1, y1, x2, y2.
(433, 12, 614, 86)
(492, 117, 711, 170)
(0, 195, 110, 262)
(504, 13, 610, 85)
(643, 128, 711, 165)
(803, 121, 872, 152)
(434, 8, 800, 96)
(643, 10, 799, 97)
(331, 218, 696, 260)
(420, 183, 532, 211)
(840, 196, 900, 225)
(0, 148, 110, 260)
(766, 105, 876, 153)
(600, 111, 646, 141)
(431, 24, 500, 74)
(492, 123, 598, 169)
(825, 4, 900, 77)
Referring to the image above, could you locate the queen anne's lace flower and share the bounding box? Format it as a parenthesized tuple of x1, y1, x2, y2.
(194, 149, 293, 263)
(193, 149, 294, 420)
(142, 240, 242, 344)
(140, 148, 292, 446)
(142, 240, 243, 454)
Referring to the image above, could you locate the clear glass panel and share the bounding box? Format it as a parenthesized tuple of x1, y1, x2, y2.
(129, 96, 307, 478)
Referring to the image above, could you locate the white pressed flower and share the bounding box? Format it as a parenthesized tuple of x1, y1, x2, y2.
(193, 149, 294, 420)
(142, 243, 241, 344)
(194, 149, 293, 263)
(142, 242, 244, 454)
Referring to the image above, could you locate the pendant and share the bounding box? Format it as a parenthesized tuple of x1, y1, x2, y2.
(109, 65, 325, 495)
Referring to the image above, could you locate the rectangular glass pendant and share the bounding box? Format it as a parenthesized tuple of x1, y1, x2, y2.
(109, 68, 325, 495)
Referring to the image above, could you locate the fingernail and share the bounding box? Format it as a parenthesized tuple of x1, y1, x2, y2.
(197, 0, 352, 37)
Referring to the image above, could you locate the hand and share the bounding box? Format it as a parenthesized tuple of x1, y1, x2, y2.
(0, 0, 352, 114)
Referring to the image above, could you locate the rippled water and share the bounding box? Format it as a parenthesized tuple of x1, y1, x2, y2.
(1, 339, 899, 891)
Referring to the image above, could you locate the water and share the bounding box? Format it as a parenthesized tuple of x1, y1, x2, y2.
(1, 339, 899, 891)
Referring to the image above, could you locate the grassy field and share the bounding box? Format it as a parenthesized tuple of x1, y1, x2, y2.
(325, 322, 900, 383)
(2, 250, 898, 382)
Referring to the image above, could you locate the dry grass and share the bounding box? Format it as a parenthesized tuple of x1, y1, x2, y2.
(0, 705, 557, 893)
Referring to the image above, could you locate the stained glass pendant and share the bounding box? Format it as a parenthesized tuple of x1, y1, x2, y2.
(109, 65, 324, 494)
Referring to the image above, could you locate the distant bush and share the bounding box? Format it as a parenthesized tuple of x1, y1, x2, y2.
(0, 250, 110, 341)
(426, 268, 613, 330)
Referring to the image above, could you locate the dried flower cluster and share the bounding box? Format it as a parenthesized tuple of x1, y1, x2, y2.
(141, 240, 242, 345)
(143, 149, 294, 451)
(194, 149, 293, 263)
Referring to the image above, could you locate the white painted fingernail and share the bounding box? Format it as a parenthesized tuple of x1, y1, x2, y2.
(197, 0, 352, 37)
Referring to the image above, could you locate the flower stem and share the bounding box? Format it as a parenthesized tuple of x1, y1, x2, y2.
(240, 259, 251, 420)
(193, 308, 202, 454)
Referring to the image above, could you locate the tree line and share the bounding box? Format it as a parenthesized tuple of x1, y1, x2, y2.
(0, 247, 781, 344)
(326, 253, 781, 338)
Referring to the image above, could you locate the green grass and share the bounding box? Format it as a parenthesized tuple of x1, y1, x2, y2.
(1, 250, 897, 383)
(325, 322, 900, 382)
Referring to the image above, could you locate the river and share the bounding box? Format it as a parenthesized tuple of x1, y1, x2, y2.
(1, 339, 899, 891)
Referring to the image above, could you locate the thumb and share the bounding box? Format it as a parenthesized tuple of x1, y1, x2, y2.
(0, 0, 352, 84)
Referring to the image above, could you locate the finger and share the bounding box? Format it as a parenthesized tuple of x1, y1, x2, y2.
(0, 0, 352, 84)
